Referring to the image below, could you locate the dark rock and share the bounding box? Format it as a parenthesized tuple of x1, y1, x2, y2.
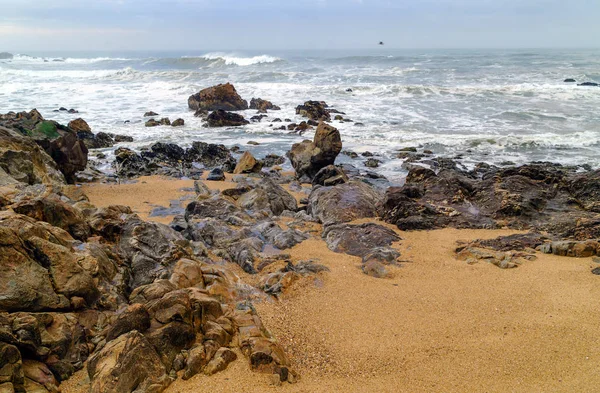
(206, 110, 249, 127)
(564, 79, 576, 83)
(323, 222, 400, 257)
(295, 101, 330, 121)
(171, 118, 185, 127)
(288, 122, 342, 180)
(578, 82, 599, 87)
(312, 165, 348, 187)
(144, 111, 159, 117)
(364, 158, 381, 168)
(186, 142, 236, 172)
(188, 83, 248, 111)
(105, 304, 151, 341)
(262, 154, 285, 168)
(308, 181, 383, 226)
(113, 134, 133, 143)
(207, 168, 226, 181)
(0, 52, 13, 59)
(249, 98, 280, 111)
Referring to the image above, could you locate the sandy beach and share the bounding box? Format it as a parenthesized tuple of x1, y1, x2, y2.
(60, 176, 600, 393)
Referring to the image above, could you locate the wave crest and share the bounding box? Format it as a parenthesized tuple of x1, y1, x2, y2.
(196, 53, 282, 66)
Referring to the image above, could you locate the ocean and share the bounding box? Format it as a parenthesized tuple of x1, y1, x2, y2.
(1, 48, 599, 179)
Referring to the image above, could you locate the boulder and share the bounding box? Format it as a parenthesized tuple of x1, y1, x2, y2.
(322, 223, 400, 257)
(144, 111, 159, 117)
(295, 101, 330, 121)
(0, 342, 24, 392)
(308, 181, 383, 226)
(0, 52, 13, 60)
(171, 118, 185, 127)
(105, 304, 151, 341)
(67, 118, 92, 137)
(207, 168, 226, 181)
(12, 196, 91, 241)
(87, 331, 171, 393)
(578, 82, 599, 87)
(234, 151, 262, 174)
(249, 98, 280, 111)
(312, 165, 348, 186)
(186, 142, 236, 171)
(237, 179, 298, 216)
(0, 226, 68, 311)
(188, 83, 248, 111)
(564, 78, 576, 83)
(262, 154, 285, 168)
(288, 122, 342, 180)
(206, 110, 249, 127)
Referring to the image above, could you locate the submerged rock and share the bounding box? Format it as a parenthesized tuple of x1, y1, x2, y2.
(206, 110, 249, 127)
(295, 101, 330, 121)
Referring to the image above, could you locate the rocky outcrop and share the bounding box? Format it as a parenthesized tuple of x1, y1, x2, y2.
(0, 52, 13, 59)
(0, 110, 88, 183)
(0, 126, 66, 186)
(381, 162, 600, 235)
(288, 122, 342, 180)
(249, 98, 280, 111)
(113, 142, 237, 178)
(188, 83, 248, 111)
(206, 110, 249, 127)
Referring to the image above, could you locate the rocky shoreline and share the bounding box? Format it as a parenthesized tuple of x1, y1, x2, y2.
(1, 83, 600, 393)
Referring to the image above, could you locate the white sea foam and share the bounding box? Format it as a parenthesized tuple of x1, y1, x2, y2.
(197, 53, 282, 66)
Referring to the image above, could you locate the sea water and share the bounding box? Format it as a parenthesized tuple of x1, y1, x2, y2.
(1, 48, 599, 179)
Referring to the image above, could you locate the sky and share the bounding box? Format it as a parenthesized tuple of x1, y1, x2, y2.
(0, 0, 599, 51)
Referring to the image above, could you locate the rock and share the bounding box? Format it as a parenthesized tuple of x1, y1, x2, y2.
(323, 223, 400, 257)
(145, 119, 159, 127)
(119, 218, 191, 290)
(12, 196, 91, 241)
(247, 141, 260, 145)
(262, 154, 285, 168)
(288, 122, 342, 180)
(113, 134, 133, 143)
(206, 110, 249, 127)
(295, 101, 330, 121)
(0, 226, 69, 311)
(456, 246, 533, 269)
(234, 151, 263, 174)
(186, 142, 236, 172)
(362, 260, 389, 278)
(308, 181, 383, 226)
(171, 118, 185, 127)
(346, 88, 353, 92)
(87, 331, 171, 393)
(237, 179, 298, 216)
(144, 111, 159, 117)
(105, 304, 151, 341)
(312, 165, 348, 187)
(334, 115, 344, 121)
(564, 79, 576, 83)
(204, 347, 237, 375)
(1, 111, 89, 183)
(592, 267, 600, 275)
(67, 118, 91, 137)
(207, 168, 226, 181)
(0, 126, 65, 186)
(188, 83, 248, 111)
(0, 52, 13, 60)
(578, 82, 599, 87)
(22, 360, 59, 393)
(249, 98, 280, 111)
(364, 158, 381, 168)
(0, 342, 24, 392)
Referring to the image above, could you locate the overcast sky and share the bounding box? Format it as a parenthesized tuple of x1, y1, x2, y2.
(0, 0, 598, 51)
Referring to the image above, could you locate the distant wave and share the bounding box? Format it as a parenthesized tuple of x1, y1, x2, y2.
(196, 53, 283, 66)
(9, 54, 135, 64)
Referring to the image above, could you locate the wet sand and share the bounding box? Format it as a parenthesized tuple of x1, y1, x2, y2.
(67, 177, 600, 393)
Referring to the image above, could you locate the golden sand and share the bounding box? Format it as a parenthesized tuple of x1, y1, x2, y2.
(67, 177, 600, 393)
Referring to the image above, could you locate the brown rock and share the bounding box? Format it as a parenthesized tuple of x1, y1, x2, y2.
(105, 304, 151, 341)
(206, 110, 249, 127)
(249, 98, 280, 111)
(234, 151, 262, 174)
(188, 83, 248, 111)
(288, 122, 342, 180)
(87, 331, 171, 393)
